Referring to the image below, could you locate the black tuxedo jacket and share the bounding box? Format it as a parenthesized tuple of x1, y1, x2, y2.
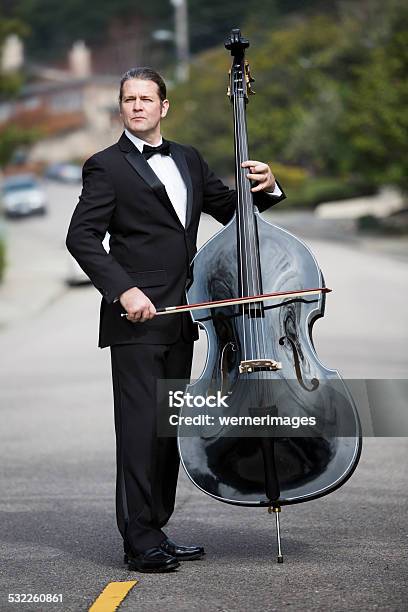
(66, 132, 286, 348)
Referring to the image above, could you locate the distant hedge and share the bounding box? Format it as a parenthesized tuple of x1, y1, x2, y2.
(282, 176, 377, 209)
(0, 237, 5, 284)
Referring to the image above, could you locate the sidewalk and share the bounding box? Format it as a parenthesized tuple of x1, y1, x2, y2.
(264, 209, 408, 262)
(0, 181, 80, 330)
(0, 219, 70, 330)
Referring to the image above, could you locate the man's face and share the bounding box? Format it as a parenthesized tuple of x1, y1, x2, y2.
(119, 78, 169, 142)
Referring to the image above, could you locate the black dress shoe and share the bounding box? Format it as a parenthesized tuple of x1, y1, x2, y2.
(126, 546, 180, 573)
(160, 538, 205, 561)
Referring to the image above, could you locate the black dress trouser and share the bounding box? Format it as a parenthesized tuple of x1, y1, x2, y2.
(110, 338, 194, 553)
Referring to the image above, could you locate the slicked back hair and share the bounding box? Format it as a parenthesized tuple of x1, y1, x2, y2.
(119, 67, 167, 103)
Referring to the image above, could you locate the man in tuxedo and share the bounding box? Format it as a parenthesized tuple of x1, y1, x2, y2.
(66, 67, 285, 573)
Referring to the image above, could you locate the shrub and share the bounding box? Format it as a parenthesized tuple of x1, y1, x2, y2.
(0, 237, 5, 283)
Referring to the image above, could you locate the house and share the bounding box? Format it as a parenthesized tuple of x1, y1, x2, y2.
(0, 15, 156, 163)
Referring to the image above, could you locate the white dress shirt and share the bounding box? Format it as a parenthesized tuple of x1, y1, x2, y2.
(124, 129, 282, 228)
(125, 129, 188, 227)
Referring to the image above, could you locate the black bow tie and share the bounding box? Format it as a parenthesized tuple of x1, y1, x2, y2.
(142, 140, 171, 160)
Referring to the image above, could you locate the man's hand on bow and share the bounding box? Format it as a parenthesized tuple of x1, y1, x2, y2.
(242, 160, 276, 193)
(120, 287, 156, 323)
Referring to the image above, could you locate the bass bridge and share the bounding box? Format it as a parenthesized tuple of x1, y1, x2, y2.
(239, 358, 282, 374)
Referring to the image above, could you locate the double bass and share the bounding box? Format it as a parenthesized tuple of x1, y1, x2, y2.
(175, 29, 362, 562)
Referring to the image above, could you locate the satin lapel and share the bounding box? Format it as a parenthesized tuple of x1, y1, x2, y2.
(124, 148, 183, 227)
(169, 143, 193, 228)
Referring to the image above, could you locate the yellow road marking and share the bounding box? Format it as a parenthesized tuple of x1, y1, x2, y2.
(89, 581, 138, 612)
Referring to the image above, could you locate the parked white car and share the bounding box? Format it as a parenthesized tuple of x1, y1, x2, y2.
(45, 163, 82, 184)
(2, 174, 47, 218)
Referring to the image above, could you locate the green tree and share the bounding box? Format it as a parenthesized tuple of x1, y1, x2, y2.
(165, 1, 408, 194)
(10, 0, 171, 61)
(0, 11, 37, 168)
(344, 5, 408, 189)
(0, 13, 28, 95)
(8, 0, 326, 61)
(0, 124, 40, 166)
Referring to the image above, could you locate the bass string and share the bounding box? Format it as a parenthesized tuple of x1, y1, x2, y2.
(238, 97, 271, 409)
(237, 97, 260, 364)
(237, 96, 268, 362)
(242, 95, 276, 416)
(236, 95, 270, 418)
(235, 86, 274, 414)
(234, 94, 256, 364)
(233, 93, 248, 362)
(235, 92, 259, 367)
(235, 94, 265, 360)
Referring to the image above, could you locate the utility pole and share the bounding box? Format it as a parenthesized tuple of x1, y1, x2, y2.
(170, 0, 189, 82)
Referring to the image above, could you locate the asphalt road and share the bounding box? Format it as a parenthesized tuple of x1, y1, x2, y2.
(0, 181, 407, 611)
